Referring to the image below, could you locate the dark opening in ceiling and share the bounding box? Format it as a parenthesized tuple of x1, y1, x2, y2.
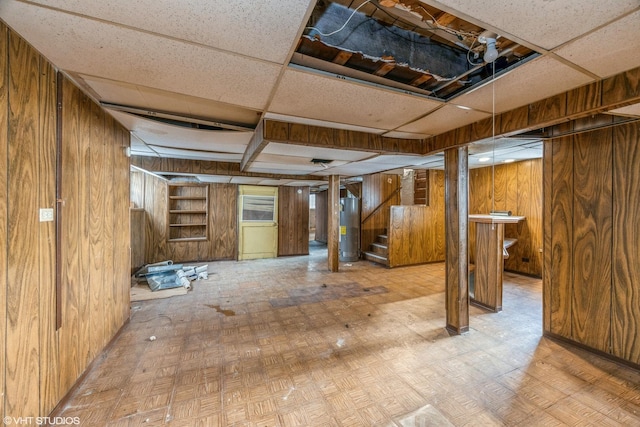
(293, 0, 537, 101)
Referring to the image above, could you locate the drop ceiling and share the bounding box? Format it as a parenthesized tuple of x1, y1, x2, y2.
(1, 0, 639, 185)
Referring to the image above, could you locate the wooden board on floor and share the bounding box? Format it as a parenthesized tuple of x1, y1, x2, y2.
(130, 283, 189, 302)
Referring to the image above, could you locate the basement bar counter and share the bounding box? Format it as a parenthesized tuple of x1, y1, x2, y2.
(469, 214, 525, 312)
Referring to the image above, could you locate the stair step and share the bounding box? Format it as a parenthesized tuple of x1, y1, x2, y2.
(363, 251, 388, 266)
(377, 234, 388, 244)
(370, 242, 388, 255)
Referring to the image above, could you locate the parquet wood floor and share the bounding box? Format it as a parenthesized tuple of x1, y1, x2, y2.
(53, 245, 640, 426)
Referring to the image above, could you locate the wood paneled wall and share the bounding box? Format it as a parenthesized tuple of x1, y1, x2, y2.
(469, 159, 543, 277)
(131, 208, 145, 273)
(314, 191, 328, 243)
(361, 173, 401, 255)
(278, 187, 309, 256)
(0, 22, 8, 422)
(59, 75, 131, 404)
(136, 175, 313, 262)
(545, 121, 640, 365)
(0, 25, 131, 419)
(130, 169, 145, 208)
(138, 172, 238, 263)
(387, 170, 445, 267)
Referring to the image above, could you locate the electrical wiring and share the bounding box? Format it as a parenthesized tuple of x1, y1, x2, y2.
(466, 37, 484, 66)
(412, 4, 478, 39)
(306, 0, 373, 37)
(307, 0, 484, 59)
(373, 4, 474, 48)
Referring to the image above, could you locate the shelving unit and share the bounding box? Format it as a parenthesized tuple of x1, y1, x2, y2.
(167, 183, 208, 242)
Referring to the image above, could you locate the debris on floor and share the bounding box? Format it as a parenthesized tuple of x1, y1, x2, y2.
(130, 283, 188, 302)
(131, 260, 210, 301)
(135, 260, 209, 291)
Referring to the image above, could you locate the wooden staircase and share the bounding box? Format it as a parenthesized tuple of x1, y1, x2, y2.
(363, 233, 389, 266)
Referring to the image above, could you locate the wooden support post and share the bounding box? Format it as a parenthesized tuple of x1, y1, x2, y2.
(445, 146, 469, 334)
(327, 175, 340, 272)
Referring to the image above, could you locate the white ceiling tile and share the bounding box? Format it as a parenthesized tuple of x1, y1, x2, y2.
(554, 10, 640, 78)
(12, 0, 313, 63)
(264, 113, 387, 134)
(428, 0, 639, 50)
(452, 56, 593, 114)
(608, 103, 640, 118)
(108, 110, 251, 154)
(130, 145, 157, 156)
(269, 69, 442, 130)
(150, 147, 243, 162)
(397, 105, 491, 136)
(413, 156, 445, 170)
(313, 162, 398, 176)
(262, 143, 376, 162)
(258, 179, 293, 186)
(382, 131, 431, 139)
(469, 137, 542, 155)
(249, 161, 324, 173)
(196, 175, 232, 184)
(254, 154, 349, 169)
(286, 181, 326, 186)
(361, 155, 426, 166)
(81, 75, 261, 126)
(0, 2, 280, 110)
(230, 177, 266, 185)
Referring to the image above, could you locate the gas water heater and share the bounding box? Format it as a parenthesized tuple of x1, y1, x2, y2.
(339, 198, 360, 262)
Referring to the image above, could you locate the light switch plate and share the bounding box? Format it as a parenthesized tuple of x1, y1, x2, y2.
(39, 208, 54, 222)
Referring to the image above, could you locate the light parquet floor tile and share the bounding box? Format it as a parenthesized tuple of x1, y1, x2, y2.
(53, 244, 640, 426)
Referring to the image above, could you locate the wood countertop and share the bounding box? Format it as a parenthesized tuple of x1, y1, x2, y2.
(469, 214, 525, 224)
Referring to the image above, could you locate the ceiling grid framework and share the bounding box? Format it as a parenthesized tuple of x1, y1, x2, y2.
(0, 0, 638, 183)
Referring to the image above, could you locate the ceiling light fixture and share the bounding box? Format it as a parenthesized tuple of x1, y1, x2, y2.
(478, 31, 499, 63)
(479, 157, 491, 162)
(504, 159, 515, 163)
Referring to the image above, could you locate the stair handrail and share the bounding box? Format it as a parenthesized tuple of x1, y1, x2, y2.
(361, 187, 401, 225)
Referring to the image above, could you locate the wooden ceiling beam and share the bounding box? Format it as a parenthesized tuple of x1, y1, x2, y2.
(240, 119, 266, 172)
(434, 12, 458, 27)
(373, 61, 396, 77)
(260, 120, 425, 155)
(409, 74, 433, 87)
(332, 50, 353, 65)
